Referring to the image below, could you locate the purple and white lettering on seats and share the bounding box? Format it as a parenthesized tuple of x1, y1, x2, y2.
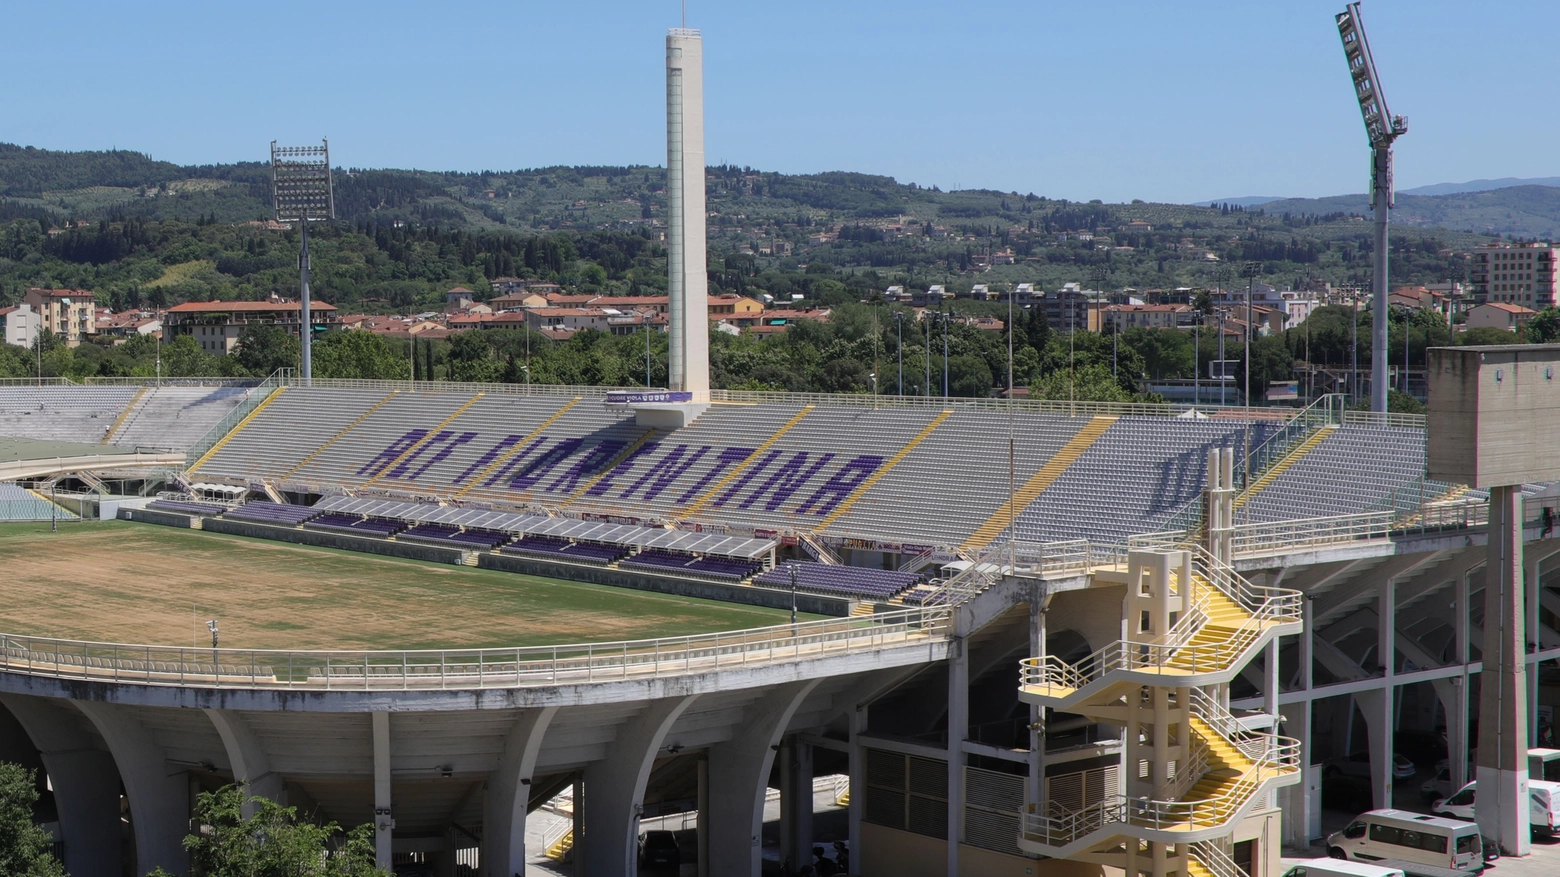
(738, 451, 836, 511)
(709, 449, 782, 508)
(583, 442, 663, 497)
(507, 438, 584, 490)
(404, 431, 478, 479)
(794, 455, 885, 515)
(546, 440, 628, 494)
(355, 429, 429, 478)
(453, 433, 530, 486)
(614, 445, 709, 502)
(674, 446, 757, 504)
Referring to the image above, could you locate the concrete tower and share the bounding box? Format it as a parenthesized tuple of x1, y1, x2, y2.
(666, 27, 710, 402)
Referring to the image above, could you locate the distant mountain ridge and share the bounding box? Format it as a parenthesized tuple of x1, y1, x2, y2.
(1204, 176, 1560, 209)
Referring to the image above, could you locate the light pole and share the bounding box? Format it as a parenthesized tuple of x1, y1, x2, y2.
(895, 311, 904, 399)
(1194, 315, 1201, 410)
(1241, 260, 1261, 410)
(270, 140, 335, 384)
(941, 310, 952, 400)
(207, 619, 219, 664)
(923, 307, 931, 397)
(789, 563, 798, 629)
(1336, 2, 1407, 414)
(645, 318, 653, 387)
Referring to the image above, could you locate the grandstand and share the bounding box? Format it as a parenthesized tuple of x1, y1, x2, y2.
(5, 376, 1556, 877)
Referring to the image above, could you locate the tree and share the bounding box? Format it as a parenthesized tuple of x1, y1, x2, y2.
(0, 762, 66, 877)
(1524, 307, 1560, 344)
(148, 785, 389, 877)
(313, 331, 412, 380)
(233, 324, 300, 376)
(1029, 363, 1135, 403)
(1459, 326, 1518, 346)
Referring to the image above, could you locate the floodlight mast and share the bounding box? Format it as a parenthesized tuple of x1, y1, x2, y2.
(270, 140, 335, 382)
(1337, 3, 1406, 414)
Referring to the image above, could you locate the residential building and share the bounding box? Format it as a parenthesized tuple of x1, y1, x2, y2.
(1466, 301, 1537, 332)
(1469, 242, 1558, 308)
(489, 277, 528, 295)
(1104, 304, 1195, 331)
(1210, 283, 1319, 329)
(524, 307, 614, 334)
(0, 303, 41, 348)
(22, 288, 96, 347)
(1389, 286, 1448, 315)
(444, 287, 477, 307)
(490, 291, 549, 311)
(1043, 284, 1109, 333)
(163, 299, 339, 354)
(991, 249, 1015, 265)
(706, 294, 763, 317)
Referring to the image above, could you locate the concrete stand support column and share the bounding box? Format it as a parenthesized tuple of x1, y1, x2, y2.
(709, 681, 819, 877)
(373, 711, 394, 869)
(580, 695, 697, 876)
(1357, 686, 1393, 810)
(482, 707, 557, 877)
(205, 709, 282, 818)
(1029, 589, 1047, 802)
(0, 695, 122, 877)
(73, 699, 189, 877)
(696, 757, 710, 877)
(1477, 484, 1530, 855)
(946, 616, 969, 877)
(1454, 570, 1472, 789)
(847, 708, 865, 868)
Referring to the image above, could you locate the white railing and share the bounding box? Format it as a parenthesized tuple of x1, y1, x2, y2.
(1226, 499, 1490, 557)
(184, 369, 291, 467)
(1191, 839, 1244, 877)
(0, 607, 950, 692)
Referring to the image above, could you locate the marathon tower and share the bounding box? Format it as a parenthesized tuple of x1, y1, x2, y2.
(665, 27, 710, 402)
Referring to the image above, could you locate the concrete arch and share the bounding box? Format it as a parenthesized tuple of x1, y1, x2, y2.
(0, 695, 122, 877)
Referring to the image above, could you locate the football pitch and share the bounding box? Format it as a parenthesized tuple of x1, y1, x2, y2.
(0, 521, 812, 651)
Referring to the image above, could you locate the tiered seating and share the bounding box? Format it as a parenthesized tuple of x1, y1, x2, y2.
(145, 499, 227, 516)
(620, 549, 700, 574)
(0, 482, 77, 521)
(500, 536, 627, 564)
(1012, 417, 1285, 544)
(0, 386, 137, 443)
(193, 388, 397, 481)
(685, 556, 761, 582)
(111, 386, 251, 450)
(398, 523, 511, 550)
(223, 501, 319, 525)
(1242, 425, 1438, 523)
(752, 561, 919, 601)
(304, 514, 405, 537)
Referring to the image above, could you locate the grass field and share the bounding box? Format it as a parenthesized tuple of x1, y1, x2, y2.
(0, 521, 811, 651)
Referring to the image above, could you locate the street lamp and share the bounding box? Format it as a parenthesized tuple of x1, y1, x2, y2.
(789, 563, 798, 629)
(270, 140, 335, 383)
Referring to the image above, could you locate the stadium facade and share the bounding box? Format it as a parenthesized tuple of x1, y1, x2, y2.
(1, 24, 1558, 877)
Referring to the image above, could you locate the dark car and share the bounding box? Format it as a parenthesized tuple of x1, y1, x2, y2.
(639, 829, 680, 870)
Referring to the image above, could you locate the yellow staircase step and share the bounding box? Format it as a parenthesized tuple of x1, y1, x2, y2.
(1234, 425, 1336, 508)
(961, 415, 1118, 550)
(545, 828, 574, 861)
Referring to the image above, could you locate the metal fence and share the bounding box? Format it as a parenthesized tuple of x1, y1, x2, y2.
(0, 607, 951, 692)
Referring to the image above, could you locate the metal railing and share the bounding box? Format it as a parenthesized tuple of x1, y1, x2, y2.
(184, 369, 291, 467)
(1191, 839, 1244, 877)
(82, 377, 264, 387)
(0, 607, 950, 692)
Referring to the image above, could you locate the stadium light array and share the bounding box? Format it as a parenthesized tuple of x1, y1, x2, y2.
(1335, 3, 1406, 413)
(270, 140, 335, 382)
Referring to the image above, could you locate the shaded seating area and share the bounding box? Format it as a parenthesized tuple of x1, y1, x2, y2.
(398, 523, 511, 550)
(620, 550, 763, 582)
(753, 561, 920, 602)
(146, 499, 227, 516)
(500, 536, 628, 564)
(224, 501, 320, 526)
(304, 513, 405, 537)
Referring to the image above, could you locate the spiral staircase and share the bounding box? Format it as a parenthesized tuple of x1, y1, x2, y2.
(1016, 546, 1303, 874)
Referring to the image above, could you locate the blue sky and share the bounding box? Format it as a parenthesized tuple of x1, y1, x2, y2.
(6, 1, 1556, 204)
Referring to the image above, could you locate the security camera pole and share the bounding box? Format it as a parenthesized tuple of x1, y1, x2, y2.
(270, 140, 335, 383)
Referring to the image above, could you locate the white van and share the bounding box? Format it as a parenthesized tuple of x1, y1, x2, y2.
(1431, 778, 1560, 836)
(1279, 858, 1405, 877)
(1325, 809, 1482, 875)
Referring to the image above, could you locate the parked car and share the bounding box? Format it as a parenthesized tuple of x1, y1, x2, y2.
(1420, 767, 1456, 802)
(1323, 751, 1415, 779)
(1434, 779, 1560, 837)
(639, 830, 680, 870)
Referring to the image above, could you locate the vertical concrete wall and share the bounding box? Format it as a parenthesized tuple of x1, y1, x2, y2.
(665, 28, 709, 400)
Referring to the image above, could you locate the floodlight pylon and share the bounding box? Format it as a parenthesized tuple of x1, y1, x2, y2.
(1337, 3, 1406, 413)
(270, 140, 335, 382)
